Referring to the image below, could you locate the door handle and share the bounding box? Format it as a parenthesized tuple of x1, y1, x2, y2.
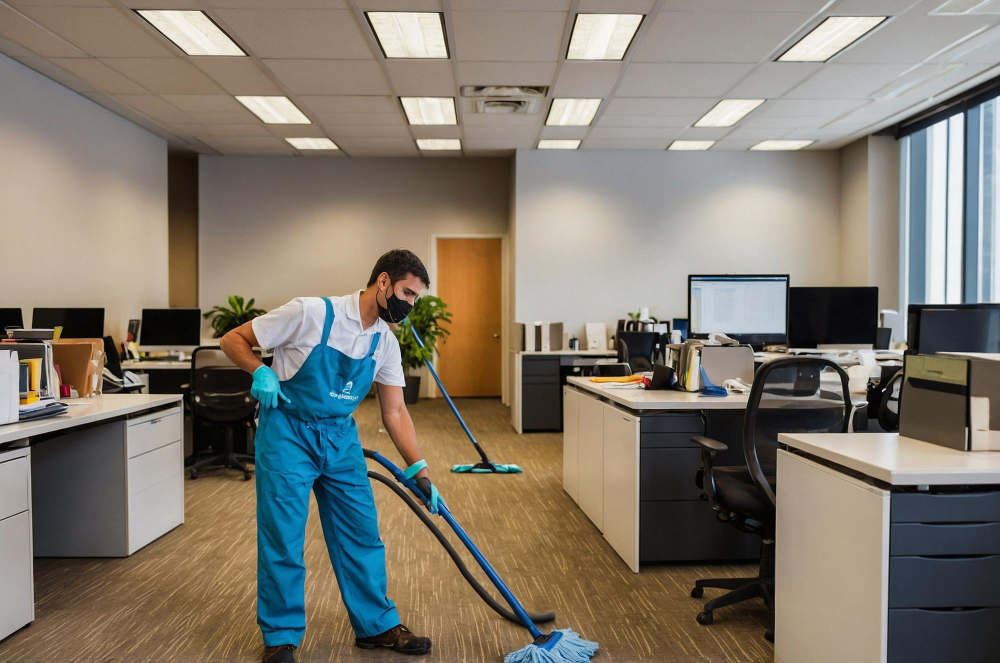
(493, 334, 500, 338)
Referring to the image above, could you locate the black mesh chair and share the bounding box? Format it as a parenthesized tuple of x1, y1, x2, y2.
(691, 357, 851, 642)
(877, 369, 904, 432)
(187, 346, 257, 481)
(616, 331, 657, 372)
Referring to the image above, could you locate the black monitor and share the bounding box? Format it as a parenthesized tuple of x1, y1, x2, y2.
(139, 309, 202, 350)
(907, 303, 1000, 355)
(1, 308, 23, 332)
(32, 308, 105, 338)
(788, 287, 879, 348)
(688, 275, 789, 347)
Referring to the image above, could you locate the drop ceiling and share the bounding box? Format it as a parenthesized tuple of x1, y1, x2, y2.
(2, 0, 1000, 157)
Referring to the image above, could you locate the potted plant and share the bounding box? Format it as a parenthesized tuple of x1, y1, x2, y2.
(393, 295, 451, 404)
(203, 295, 267, 338)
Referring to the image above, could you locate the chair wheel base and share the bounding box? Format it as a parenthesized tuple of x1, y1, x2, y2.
(690, 587, 704, 598)
(696, 611, 713, 626)
(243, 471, 252, 481)
(189, 469, 199, 480)
(765, 627, 774, 642)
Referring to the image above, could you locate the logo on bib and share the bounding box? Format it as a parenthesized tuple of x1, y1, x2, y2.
(329, 381, 359, 402)
(343, 381, 353, 394)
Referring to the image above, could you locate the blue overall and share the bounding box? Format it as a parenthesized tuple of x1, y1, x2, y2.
(254, 298, 399, 647)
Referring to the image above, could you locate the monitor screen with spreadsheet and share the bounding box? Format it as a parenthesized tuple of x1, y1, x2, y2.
(688, 275, 789, 347)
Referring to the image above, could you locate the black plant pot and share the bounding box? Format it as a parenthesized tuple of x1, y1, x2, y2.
(402, 375, 421, 404)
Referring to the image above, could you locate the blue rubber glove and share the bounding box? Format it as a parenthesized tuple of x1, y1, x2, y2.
(251, 365, 291, 410)
(415, 477, 440, 515)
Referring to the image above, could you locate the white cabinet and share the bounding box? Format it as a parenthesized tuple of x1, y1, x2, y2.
(602, 406, 640, 573)
(577, 393, 606, 532)
(0, 448, 33, 641)
(562, 387, 580, 503)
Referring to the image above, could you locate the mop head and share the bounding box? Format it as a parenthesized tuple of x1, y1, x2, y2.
(503, 629, 598, 663)
(452, 461, 523, 474)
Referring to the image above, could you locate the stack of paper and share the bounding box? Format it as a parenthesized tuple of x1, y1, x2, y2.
(0, 350, 17, 424)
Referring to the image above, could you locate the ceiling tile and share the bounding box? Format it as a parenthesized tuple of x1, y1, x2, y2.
(213, 9, 373, 60)
(102, 58, 226, 94)
(322, 125, 411, 138)
(721, 126, 791, 141)
(538, 126, 587, 139)
(588, 127, 681, 140)
(262, 59, 391, 95)
(202, 0, 347, 8)
(0, 5, 87, 57)
(835, 11, 996, 64)
(409, 126, 461, 139)
(581, 138, 670, 149)
(8, 0, 111, 5)
(596, 114, 694, 127)
(202, 135, 291, 151)
(616, 63, 754, 97)
(605, 97, 715, 115)
(335, 137, 420, 156)
(15, 7, 175, 57)
(265, 124, 328, 138)
(465, 137, 534, 150)
(725, 63, 821, 98)
(315, 111, 405, 126)
(930, 24, 1000, 64)
(187, 109, 260, 124)
(711, 139, 757, 151)
(192, 58, 283, 95)
(0, 35, 35, 57)
(13, 55, 78, 82)
(355, 0, 442, 10)
(452, 11, 567, 61)
(662, 0, 829, 11)
(122, 0, 201, 7)
(784, 64, 912, 98)
(464, 126, 539, 140)
(578, 0, 654, 11)
(833, 0, 921, 12)
(450, 0, 570, 9)
(385, 60, 456, 96)
(113, 94, 194, 123)
(49, 57, 146, 94)
(183, 124, 271, 136)
(742, 114, 837, 129)
(455, 61, 556, 86)
(552, 62, 621, 97)
(300, 95, 397, 113)
(760, 99, 870, 117)
(632, 12, 812, 63)
(676, 126, 733, 140)
(161, 94, 245, 112)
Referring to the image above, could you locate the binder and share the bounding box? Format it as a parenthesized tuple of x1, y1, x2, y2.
(0, 350, 18, 424)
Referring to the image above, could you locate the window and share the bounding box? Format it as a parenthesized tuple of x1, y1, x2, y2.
(968, 97, 999, 302)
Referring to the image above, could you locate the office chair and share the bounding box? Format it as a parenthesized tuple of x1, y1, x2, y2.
(691, 357, 851, 643)
(187, 346, 257, 481)
(616, 331, 657, 372)
(592, 362, 631, 377)
(877, 370, 904, 432)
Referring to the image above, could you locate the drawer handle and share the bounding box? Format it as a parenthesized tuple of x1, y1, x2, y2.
(150, 418, 161, 425)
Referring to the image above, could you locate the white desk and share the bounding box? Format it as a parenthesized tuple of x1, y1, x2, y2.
(775, 433, 1000, 663)
(0, 395, 185, 641)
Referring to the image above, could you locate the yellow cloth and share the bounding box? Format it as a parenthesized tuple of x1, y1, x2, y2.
(589, 375, 643, 383)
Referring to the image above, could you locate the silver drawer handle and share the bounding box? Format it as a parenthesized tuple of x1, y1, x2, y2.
(150, 418, 161, 425)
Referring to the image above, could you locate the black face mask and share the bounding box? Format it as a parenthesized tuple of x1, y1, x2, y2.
(377, 281, 413, 324)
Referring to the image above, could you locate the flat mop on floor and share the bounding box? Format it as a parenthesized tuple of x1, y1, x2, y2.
(365, 448, 598, 663)
(411, 327, 522, 474)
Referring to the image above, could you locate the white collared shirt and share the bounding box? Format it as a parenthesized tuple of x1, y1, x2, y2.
(251, 291, 406, 387)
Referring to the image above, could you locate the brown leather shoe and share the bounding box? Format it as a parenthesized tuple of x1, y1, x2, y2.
(262, 644, 296, 663)
(355, 624, 431, 655)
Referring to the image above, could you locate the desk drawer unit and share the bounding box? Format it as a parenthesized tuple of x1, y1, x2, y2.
(126, 408, 184, 555)
(887, 489, 1000, 663)
(0, 449, 33, 641)
(521, 357, 561, 432)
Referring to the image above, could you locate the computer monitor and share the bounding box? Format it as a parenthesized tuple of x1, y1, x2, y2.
(907, 303, 1000, 355)
(139, 308, 202, 351)
(0, 308, 23, 333)
(688, 275, 789, 347)
(32, 308, 105, 338)
(788, 287, 879, 349)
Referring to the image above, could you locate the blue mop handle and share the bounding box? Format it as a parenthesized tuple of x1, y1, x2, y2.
(410, 326, 491, 464)
(367, 449, 543, 639)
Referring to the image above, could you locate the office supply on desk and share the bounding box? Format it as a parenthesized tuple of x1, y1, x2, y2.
(4, 328, 55, 341)
(52, 338, 105, 398)
(907, 303, 1000, 355)
(9, 342, 58, 402)
(1, 308, 23, 336)
(139, 308, 201, 351)
(689, 275, 789, 349)
(787, 286, 878, 349)
(585, 322, 607, 350)
(672, 318, 688, 341)
(17, 400, 68, 421)
(648, 364, 675, 390)
(32, 308, 104, 339)
(900, 354, 1000, 451)
(0, 350, 18, 424)
(511, 321, 564, 352)
(691, 357, 851, 642)
(616, 331, 656, 372)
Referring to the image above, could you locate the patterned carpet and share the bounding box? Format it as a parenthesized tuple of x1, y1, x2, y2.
(0, 398, 772, 663)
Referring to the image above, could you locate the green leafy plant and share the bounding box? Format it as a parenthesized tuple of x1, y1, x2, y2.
(393, 296, 452, 373)
(628, 311, 641, 320)
(204, 295, 267, 338)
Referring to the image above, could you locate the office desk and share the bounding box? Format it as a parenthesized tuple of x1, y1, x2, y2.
(563, 377, 760, 572)
(0, 395, 185, 641)
(775, 433, 1000, 663)
(510, 349, 616, 433)
(121, 360, 191, 394)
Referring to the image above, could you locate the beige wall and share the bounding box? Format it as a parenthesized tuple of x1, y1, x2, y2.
(513, 149, 844, 339)
(840, 138, 870, 285)
(0, 54, 168, 340)
(168, 154, 199, 309)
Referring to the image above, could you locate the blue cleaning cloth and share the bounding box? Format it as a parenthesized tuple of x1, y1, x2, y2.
(699, 366, 728, 397)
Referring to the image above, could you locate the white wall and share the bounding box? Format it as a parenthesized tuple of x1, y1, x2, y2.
(513, 149, 843, 339)
(0, 54, 168, 340)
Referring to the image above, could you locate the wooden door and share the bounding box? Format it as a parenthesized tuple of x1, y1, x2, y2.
(435, 237, 502, 397)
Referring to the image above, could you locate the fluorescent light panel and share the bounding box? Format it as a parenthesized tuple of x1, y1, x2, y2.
(417, 139, 461, 151)
(236, 96, 310, 124)
(538, 139, 581, 150)
(136, 10, 244, 56)
(286, 137, 338, 150)
(694, 99, 764, 128)
(668, 140, 715, 151)
(400, 97, 457, 125)
(567, 13, 643, 60)
(546, 98, 602, 126)
(778, 16, 887, 62)
(751, 140, 815, 151)
(367, 12, 448, 59)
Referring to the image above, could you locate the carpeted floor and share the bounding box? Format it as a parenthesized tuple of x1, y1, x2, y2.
(0, 398, 773, 663)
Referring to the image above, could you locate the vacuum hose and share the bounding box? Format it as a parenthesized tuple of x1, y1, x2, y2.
(367, 470, 556, 627)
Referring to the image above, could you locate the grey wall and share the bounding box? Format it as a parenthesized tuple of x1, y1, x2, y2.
(0, 54, 168, 340)
(513, 149, 843, 339)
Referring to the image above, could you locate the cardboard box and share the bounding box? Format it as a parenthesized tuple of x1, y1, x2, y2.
(52, 338, 106, 397)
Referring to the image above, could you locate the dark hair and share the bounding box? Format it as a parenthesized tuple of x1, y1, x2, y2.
(367, 249, 430, 288)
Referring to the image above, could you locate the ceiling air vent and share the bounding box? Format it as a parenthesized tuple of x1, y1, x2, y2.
(461, 85, 549, 98)
(474, 99, 537, 114)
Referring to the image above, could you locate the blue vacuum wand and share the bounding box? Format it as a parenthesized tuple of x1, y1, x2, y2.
(364, 448, 598, 663)
(410, 326, 522, 474)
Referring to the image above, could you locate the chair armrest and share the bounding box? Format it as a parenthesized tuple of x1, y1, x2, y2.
(692, 436, 728, 453)
(848, 401, 868, 433)
(692, 436, 727, 512)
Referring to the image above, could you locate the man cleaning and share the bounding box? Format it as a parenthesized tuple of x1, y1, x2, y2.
(220, 249, 439, 663)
